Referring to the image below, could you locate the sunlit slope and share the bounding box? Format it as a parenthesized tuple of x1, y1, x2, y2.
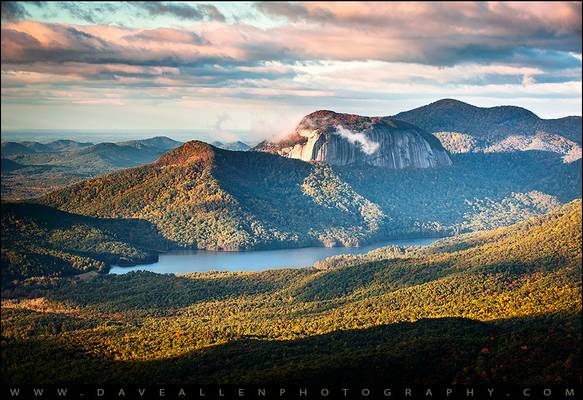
(37, 141, 581, 252)
(2, 201, 580, 384)
(37, 141, 385, 250)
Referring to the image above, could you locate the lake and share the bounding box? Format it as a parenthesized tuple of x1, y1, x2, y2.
(109, 237, 439, 274)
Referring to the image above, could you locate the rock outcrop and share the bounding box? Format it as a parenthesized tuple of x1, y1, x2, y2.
(255, 110, 452, 168)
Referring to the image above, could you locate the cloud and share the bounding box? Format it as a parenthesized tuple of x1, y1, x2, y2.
(334, 125, 380, 155)
(256, 2, 334, 23)
(124, 28, 210, 45)
(0, 21, 226, 66)
(1, 1, 581, 130)
(1, 1, 30, 22)
(57, 2, 121, 23)
(208, 113, 238, 142)
(2, 8, 582, 75)
(255, 2, 582, 63)
(256, 2, 582, 38)
(3, 3, 582, 66)
(3, 2, 582, 70)
(522, 74, 536, 86)
(135, 2, 225, 22)
(22, 2, 225, 24)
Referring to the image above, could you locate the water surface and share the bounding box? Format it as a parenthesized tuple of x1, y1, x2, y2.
(109, 238, 438, 274)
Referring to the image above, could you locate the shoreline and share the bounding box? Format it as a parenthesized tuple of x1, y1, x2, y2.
(107, 236, 444, 275)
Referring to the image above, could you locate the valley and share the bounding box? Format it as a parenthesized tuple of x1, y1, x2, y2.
(1, 99, 581, 387)
(2, 1, 581, 393)
(1, 200, 580, 384)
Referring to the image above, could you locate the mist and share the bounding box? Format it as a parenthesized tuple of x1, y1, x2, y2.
(334, 125, 380, 155)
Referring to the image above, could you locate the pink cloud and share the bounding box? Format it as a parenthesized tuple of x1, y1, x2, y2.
(0, 2, 580, 120)
(2, 1, 581, 69)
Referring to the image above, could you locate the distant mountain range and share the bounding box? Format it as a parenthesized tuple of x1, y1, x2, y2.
(211, 141, 251, 151)
(3, 99, 580, 199)
(2, 99, 581, 250)
(1, 136, 182, 169)
(1, 136, 183, 200)
(1, 139, 95, 156)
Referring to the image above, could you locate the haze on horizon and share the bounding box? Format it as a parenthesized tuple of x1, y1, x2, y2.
(1, 1, 581, 143)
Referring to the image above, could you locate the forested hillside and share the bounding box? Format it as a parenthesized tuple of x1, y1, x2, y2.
(1, 203, 168, 282)
(36, 141, 581, 251)
(394, 99, 583, 163)
(394, 99, 582, 143)
(1, 201, 580, 384)
(37, 142, 388, 251)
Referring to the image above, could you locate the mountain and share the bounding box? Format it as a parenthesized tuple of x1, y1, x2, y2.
(69, 141, 174, 170)
(211, 140, 251, 151)
(1, 137, 180, 158)
(435, 131, 582, 163)
(1, 140, 93, 155)
(1, 142, 38, 157)
(47, 136, 182, 170)
(1, 203, 168, 282)
(37, 141, 386, 250)
(35, 139, 581, 252)
(118, 136, 182, 150)
(255, 110, 452, 168)
(43, 140, 94, 152)
(393, 99, 582, 143)
(484, 132, 582, 163)
(1, 136, 183, 200)
(2, 200, 580, 384)
(3, 136, 182, 171)
(0, 158, 25, 173)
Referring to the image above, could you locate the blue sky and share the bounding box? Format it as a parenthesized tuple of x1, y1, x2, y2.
(1, 1, 581, 142)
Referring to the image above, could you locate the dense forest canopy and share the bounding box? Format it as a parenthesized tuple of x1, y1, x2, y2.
(32, 142, 581, 252)
(1, 201, 581, 384)
(1, 103, 581, 386)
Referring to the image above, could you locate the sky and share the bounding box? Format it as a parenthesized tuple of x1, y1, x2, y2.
(1, 1, 581, 142)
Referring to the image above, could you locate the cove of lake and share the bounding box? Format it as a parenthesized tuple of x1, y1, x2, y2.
(109, 237, 439, 274)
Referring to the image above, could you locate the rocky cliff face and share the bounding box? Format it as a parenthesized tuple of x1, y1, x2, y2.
(255, 110, 452, 168)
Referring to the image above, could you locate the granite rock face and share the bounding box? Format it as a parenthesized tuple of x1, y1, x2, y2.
(255, 110, 452, 169)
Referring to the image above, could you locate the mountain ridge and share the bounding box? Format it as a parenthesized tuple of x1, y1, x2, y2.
(35, 141, 388, 250)
(211, 140, 251, 151)
(33, 137, 581, 251)
(1, 136, 183, 200)
(394, 98, 582, 144)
